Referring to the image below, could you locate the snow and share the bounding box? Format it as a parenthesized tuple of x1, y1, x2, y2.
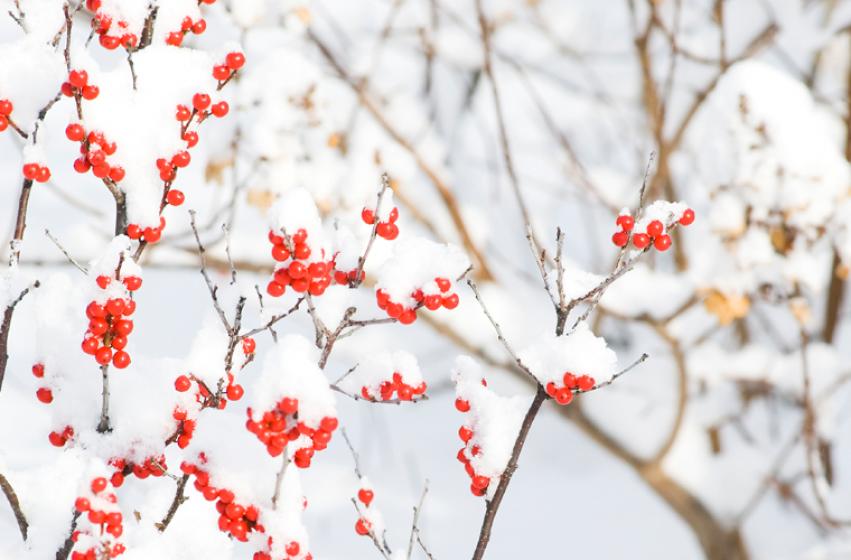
(518, 322, 618, 387)
(375, 237, 470, 306)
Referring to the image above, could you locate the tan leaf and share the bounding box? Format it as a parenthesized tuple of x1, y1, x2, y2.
(246, 189, 276, 213)
(704, 289, 750, 326)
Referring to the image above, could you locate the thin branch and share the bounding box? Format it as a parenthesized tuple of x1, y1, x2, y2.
(407, 481, 429, 559)
(45, 229, 87, 273)
(0, 281, 40, 392)
(574, 353, 649, 394)
(155, 474, 189, 532)
(189, 210, 231, 332)
(240, 296, 304, 339)
(271, 455, 290, 510)
(466, 278, 537, 382)
(352, 173, 390, 288)
(0, 471, 27, 540)
(96, 363, 111, 433)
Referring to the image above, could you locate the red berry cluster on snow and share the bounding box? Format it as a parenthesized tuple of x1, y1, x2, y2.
(253, 540, 312, 560)
(181, 460, 264, 542)
(106, 455, 168, 488)
(170, 406, 198, 449)
(165, 14, 210, 46)
(544, 372, 595, 405)
(87, 0, 138, 50)
(22, 161, 51, 183)
(81, 274, 140, 368)
(126, 217, 166, 244)
(361, 205, 399, 240)
(245, 398, 339, 467)
(173, 371, 243, 409)
(612, 207, 695, 251)
(454, 386, 492, 497)
(360, 371, 426, 402)
(353, 484, 377, 538)
(70, 476, 125, 559)
(0, 98, 13, 133)
(67, 125, 125, 182)
(375, 276, 459, 325)
(266, 229, 334, 298)
(32, 362, 55, 405)
(62, 69, 100, 101)
(213, 52, 245, 84)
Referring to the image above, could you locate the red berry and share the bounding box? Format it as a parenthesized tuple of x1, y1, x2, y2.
(74, 497, 90, 512)
(69, 70, 88, 88)
(442, 293, 460, 310)
(0, 116, 7, 132)
(285, 542, 300, 557)
(90, 477, 107, 493)
(357, 488, 374, 507)
(183, 131, 199, 148)
(66, 123, 85, 141)
(175, 375, 191, 392)
(616, 214, 634, 231)
(191, 19, 206, 34)
(226, 52, 245, 70)
(554, 387, 573, 405)
(646, 220, 664, 238)
(112, 351, 130, 369)
(654, 234, 672, 251)
(166, 189, 185, 206)
(226, 384, 244, 401)
(166, 31, 183, 46)
(355, 518, 371, 536)
(612, 231, 629, 247)
(266, 281, 285, 297)
(680, 208, 695, 226)
(172, 151, 191, 168)
(472, 475, 490, 490)
(123, 276, 142, 291)
(192, 93, 211, 111)
(211, 101, 229, 117)
(81, 85, 99, 100)
(459, 426, 473, 442)
(176, 105, 192, 121)
(0, 99, 12, 115)
(632, 233, 650, 249)
(48, 431, 66, 447)
(95, 347, 113, 365)
(36, 387, 53, 403)
(455, 398, 470, 412)
(109, 166, 125, 182)
(398, 309, 417, 324)
(32, 363, 45, 378)
(213, 65, 230, 81)
(242, 337, 256, 354)
(361, 208, 375, 225)
(22, 163, 39, 180)
(82, 337, 99, 355)
(576, 375, 595, 391)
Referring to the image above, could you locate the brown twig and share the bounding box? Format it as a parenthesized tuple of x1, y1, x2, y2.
(0, 281, 40, 392)
(0, 471, 27, 540)
(156, 474, 189, 532)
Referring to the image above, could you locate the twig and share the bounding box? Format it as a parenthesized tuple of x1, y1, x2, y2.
(352, 173, 390, 288)
(45, 229, 87, 273)
(155, 474, 189, 532)
(341, 429, 363, 478)
(189, 210, 231, 332)
(0, 281, 40, 392)
(240, 296, 304, 339)
(54, 511, 79, 560)
(96, 363, 112, 433)
(407, 481, 430, 559)
(471, 386, 546, 560)
(0, 471, 27, 540)
(466, 278, 537, 382)
(575, 353, 649, 394)
(271, 455, 290, 510)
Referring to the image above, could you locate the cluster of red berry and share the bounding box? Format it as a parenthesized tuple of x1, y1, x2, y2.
(171, 406, 198, 449)
(67, 125, 124, 182)
(360, 372, 426, 402)
(213, 52, 245, 84)
(166, 14, 209, 46)
(332, 267, 365, 287)
(174, 372, 243, 405)
(70, 476, 125, 559)
(253, 539, 310, 560)
(544, 372, 595, 405)
(0, 98, 13, 132)
(361, 205, 399, 240)
(245, 399, 339, 467)
(81, 274, 140, 368)
(107, 455, 167, 488)
(62, 69, 100, 101)
(266, 229, 334, 298)
(612, 208, 695, 251)
(181, 460, 264, 542)
(353, 485, 377, 537)
(126, 217, 166, 244)
(31, 363, 54, 405)
(22, 161, 51, 183)
(48, 425, 75, 447)
(454, 400, 491, 497)
(375, 277, 459, 325)
(87, 1, 138, 51)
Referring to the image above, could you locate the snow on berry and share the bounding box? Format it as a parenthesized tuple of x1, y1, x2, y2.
(70, 464, 126, 559)
(374, 237, 469, 324)
(342, 350, 426, 402)
(517, 322, 617, 401)
(266, 189, 335, 298)
(352, 475, 385, 540)
(452, 357, 531, 497)
(246, 335, 337, 465)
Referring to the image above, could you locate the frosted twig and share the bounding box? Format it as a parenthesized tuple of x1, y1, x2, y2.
(189, 210, 231, 332)
(240, 296, 304, 339)
(341, 429, 363, 478)
(271, 455, 290, 510)
(96, 363, 112, 433)
(45, 229, 87, 273)
(407, 481, 430, 559)
(222, 223, 237, 285)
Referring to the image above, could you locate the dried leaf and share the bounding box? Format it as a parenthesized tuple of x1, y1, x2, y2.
(704, 290, 750, 326)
